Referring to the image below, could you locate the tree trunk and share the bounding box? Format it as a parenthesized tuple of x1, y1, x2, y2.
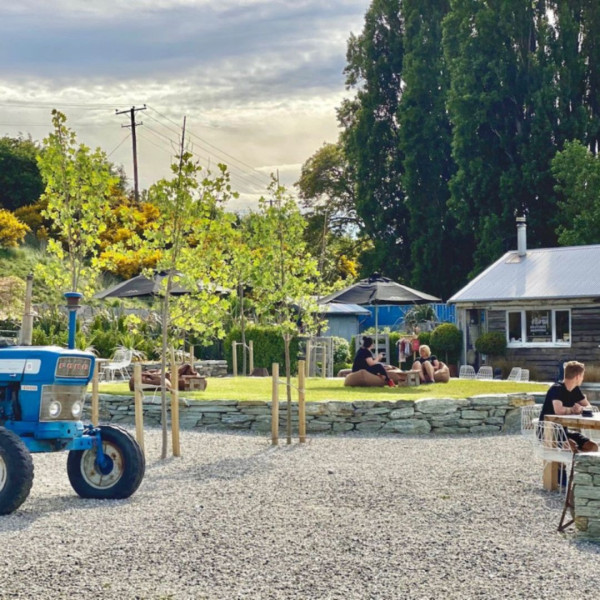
(160, 291, 170, 459)
(240, 282, 246, 376)
(284, 333, 292, 445)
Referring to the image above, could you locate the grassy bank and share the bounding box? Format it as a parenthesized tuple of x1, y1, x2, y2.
(99, 377, 547, 402)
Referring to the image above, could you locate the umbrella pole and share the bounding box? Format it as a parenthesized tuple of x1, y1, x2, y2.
(375, 306, 379, 356)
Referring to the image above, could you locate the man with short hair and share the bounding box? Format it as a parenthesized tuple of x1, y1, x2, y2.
(540, 360, 598, 452)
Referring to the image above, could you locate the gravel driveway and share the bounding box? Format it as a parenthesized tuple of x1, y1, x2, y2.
(1, 429, 599, 599)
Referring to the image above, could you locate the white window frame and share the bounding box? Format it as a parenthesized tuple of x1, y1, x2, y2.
(506, 308, 571, 348)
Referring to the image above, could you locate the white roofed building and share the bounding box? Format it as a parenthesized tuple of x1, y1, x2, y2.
(448, 218, 600, 380)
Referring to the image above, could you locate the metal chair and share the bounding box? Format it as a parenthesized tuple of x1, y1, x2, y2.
(532, 420, 575, 497)
(521, 404, 541, 438)
(507, 367, 522, 381)
(459, 365, 476, 379)
(519, 368, 530, 382)
(103, 349, 133, 381)
(476, 366, 494, 380)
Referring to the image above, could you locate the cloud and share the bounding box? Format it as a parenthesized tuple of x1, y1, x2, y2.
(0, 0, 370, 206)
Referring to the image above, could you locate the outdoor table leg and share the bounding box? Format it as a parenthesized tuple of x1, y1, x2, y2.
(543, 460, 559, 491)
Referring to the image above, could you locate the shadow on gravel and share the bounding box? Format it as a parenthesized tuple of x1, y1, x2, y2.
(0, 495, 132, 531)
(144, 447, 278, 486)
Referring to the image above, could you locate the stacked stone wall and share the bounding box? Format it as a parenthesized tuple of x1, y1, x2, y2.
(86, 392, 543, 435)
(574, 453, 600, 541)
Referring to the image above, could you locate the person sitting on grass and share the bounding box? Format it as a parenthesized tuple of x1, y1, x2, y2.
(352, 336, 395, 387)
(539, 360, 598, 452)
(411, 344, 439, 384)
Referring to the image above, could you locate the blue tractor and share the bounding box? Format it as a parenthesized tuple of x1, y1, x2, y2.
(0, 293, 145, 514)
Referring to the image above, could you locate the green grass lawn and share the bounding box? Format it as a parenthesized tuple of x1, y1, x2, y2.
(99, 377, 548, 402)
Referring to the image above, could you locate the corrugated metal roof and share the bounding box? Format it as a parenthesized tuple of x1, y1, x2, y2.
(317, 302, 371, 315)
(448, 244, 600, 303)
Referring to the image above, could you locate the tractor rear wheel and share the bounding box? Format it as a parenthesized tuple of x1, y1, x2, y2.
(0, 427, 34, 515)
(67, 425, 145, 499)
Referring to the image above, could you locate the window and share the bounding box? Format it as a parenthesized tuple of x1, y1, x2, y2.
(506, 309, 570, 347)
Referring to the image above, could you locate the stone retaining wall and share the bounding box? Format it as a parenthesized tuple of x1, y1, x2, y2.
(574, 452, 600, 541)
(85, 392, 543, 435)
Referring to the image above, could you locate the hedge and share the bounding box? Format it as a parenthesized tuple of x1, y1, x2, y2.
(225, 325, 300, 374)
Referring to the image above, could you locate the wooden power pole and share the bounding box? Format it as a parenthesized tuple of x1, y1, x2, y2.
(116, 105, 146, 202)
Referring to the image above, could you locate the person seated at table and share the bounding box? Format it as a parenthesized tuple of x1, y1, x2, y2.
(539, 360, 598, 452)
(411, 345, 440, 384)
(352, 336, 395, 387)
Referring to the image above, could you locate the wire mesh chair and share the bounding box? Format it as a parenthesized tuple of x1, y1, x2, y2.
(476, 366, 494, 380)
(519, 368, 530, 382)
(103, 349, 133, 381)
(459, 365, 476, 379)
(507, 367, 522, 381)
(533, 420, 575, 497)
(521, 404, 542, 438)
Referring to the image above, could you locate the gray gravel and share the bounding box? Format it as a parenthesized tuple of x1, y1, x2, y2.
(1, 429, 599, 599)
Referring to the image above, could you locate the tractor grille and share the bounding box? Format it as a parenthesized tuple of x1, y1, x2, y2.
(39, 385, 87, 422)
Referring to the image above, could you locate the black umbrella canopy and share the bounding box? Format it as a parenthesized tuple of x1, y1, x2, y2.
(319, 274, 440, 306)
(94, 271, 190, 299)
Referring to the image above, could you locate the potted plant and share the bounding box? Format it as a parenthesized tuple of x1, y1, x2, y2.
(474, 331, 506, 366)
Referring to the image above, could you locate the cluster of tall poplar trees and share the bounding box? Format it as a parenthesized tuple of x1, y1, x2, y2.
(305, 0, 600, 299)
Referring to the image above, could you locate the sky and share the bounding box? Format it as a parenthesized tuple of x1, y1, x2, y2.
(0, 0, 371, 212)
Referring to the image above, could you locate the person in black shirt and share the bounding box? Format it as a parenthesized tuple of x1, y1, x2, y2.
(352, 336, 395, 387)
(411, 345, 440, 384)
(540, 360, 598, 451)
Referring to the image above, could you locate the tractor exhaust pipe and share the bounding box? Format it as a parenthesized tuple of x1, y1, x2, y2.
(64, 292, 82, 350)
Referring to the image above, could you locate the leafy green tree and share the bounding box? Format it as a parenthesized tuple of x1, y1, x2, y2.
(443, 0, 545, 277)
(246, 180, 321, 444)
(139, 150, 236, 458)
(552, 139, 600, 245)
(339, 0, 408, 279)
(0, 136, 44, 212)
(36, 110, 117, 296)
(296, 142, 369, 290)
(296, 142, 361, 234)
(398, 0, 461, 299)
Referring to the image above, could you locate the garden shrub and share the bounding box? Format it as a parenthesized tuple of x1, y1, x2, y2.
(332, 336, 350, 365)
(430, 323, 462, 365)
(475, 331, 506, 357)
(225, 325, 299, 374)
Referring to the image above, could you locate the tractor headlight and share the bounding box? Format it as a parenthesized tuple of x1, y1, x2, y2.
(48, 401, 62, 418)
(71, 401, 83, 418)
(40, 385, 87, 421)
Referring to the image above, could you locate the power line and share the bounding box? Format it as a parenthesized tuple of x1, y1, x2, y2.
(0, 100, 117, 109)
(143, 116, 269, 193)
(136, 130, 176, 156)
(107, 132, 132, 158)
(145, 105, 271, 186)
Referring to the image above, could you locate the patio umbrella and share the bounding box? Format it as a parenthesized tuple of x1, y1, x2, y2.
(319, 273, 441, 348)
(94, 271, 190, 299)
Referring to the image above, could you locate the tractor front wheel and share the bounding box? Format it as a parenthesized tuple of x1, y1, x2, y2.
(0, 427, 34, 515)
(67, 425, 145, 500)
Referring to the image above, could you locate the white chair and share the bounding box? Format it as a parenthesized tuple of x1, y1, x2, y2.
(476, 366, 494, 380)
(533, 420, 575, 496)
(521, 404, 541, 438)
(459, 365, 476, 379)
(519, 368, 530, 382)
(507, 367, 522, 381)
(103, 349, 133, 381)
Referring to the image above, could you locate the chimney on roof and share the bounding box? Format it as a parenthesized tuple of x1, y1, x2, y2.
(516, 216, 527, 257)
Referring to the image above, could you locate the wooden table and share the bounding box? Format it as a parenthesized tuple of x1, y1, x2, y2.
(541, 413, 600, 490)
(544, 413, 600, 431)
